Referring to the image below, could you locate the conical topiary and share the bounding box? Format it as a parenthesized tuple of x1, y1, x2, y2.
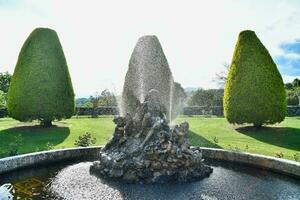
(224, 30, 286, 127)
(121, 35, 174, 118)
(8, 28, 75, 126)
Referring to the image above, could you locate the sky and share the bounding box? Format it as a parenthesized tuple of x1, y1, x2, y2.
(1, 0, 300, 97)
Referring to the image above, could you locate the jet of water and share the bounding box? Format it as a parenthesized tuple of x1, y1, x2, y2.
(121, 35, 175, 120)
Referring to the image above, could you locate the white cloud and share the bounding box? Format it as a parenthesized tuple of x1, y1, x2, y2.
(282, 74, 300, 83)
(1, 0, 300, 97)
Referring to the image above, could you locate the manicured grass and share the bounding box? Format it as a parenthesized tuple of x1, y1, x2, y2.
(176, 116, 300, 161)
(0, 116, 114, 157)
(0, 116, 299, 161)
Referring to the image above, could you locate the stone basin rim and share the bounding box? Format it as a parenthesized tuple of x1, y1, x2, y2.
(0, 146, 299, 178)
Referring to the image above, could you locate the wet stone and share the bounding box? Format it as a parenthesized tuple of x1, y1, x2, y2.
(90, 89, 213, 183)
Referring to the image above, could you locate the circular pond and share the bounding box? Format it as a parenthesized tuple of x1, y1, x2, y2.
(0, 159, 299, 200)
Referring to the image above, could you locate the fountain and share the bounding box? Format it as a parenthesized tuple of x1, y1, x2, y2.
(90, 89, 212, 183)
(90, 35, 212, 183)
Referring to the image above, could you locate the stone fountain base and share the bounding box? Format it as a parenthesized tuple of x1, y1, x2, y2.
(90, 89, 212, 183)
(90, 147, 212, 184)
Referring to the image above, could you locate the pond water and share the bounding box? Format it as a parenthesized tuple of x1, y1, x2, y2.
(0, 159, 299, 200)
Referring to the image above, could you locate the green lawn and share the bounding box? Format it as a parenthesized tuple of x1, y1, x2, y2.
(0, 116, 299, 161)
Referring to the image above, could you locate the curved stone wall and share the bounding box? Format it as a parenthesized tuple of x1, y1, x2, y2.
(0, 147, 100, 174)
(0, 147, 299, 178)
(200, 147, 300, 178)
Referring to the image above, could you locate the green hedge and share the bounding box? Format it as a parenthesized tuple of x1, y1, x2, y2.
(8, 28, 75, 126)
(224, 30, 286, 126)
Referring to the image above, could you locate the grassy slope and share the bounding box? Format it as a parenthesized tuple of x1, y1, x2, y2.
(0, 116, 299, 161)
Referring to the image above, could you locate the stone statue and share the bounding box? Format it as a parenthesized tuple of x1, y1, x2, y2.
(90, 89, 212, 183)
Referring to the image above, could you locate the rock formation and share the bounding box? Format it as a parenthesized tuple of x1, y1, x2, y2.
(91, 89, 212, 184)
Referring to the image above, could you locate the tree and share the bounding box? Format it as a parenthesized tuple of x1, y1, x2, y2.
(87, 89, 117, 117)
(0, 71, 12, 93)
(214, 63, 229, 88)
(292, 78, 300, 88)
(286, 90, 299, 105)
(284, 78, 300, 90)
(224, 30, 286, 127)
(98, 89, 117, 106)
(0, 91, 6, 108)
(188, 89, 223, 107)
(0, 71, 12, 110)
(89, 92, 100, 118)
(8, 28, 75, 127)
(285, 83, 294, 90)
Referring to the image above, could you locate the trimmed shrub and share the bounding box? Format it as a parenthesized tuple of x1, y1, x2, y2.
(8, 28, 75, 126)
(224, 30, 286, 127)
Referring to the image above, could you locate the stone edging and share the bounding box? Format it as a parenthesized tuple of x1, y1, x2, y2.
(200, 147, 300, 178)
(0, 146, 299, 178)
(0, 147, 100, 175)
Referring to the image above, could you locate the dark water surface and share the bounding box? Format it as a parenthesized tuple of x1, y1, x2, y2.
(0, 160, 299, 200)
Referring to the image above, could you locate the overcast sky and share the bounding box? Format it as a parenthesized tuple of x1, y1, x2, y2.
(1, 0, 300, 97)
